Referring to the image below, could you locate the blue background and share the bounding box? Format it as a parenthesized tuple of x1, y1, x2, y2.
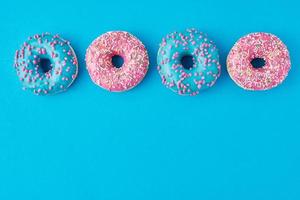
(0, 0, 300, 199)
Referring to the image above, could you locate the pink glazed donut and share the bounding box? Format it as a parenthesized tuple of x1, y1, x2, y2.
(86, 31, 149, 92)
(227, 32, 291, 90)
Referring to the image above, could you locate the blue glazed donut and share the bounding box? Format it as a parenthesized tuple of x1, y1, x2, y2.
(14, 33, 78, 95)
(157, 28, 221, 96)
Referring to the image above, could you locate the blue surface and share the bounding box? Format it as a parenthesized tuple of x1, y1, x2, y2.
(0, 0, 299, 199)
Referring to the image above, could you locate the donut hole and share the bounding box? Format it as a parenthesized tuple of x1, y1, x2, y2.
(39, 58, 52, 73)
(181, 55, 194, 70)
(251, 57, 266, 69)
(112, 55, 124, 68)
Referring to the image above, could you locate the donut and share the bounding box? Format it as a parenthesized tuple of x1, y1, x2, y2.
(157, 28, 221, 96)
(85, 31, 149, 92)
(227, 32, 291, 90)
(14, 33, 78, 95)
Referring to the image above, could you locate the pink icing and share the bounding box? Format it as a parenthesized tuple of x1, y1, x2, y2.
(227, 32, 291, 90)
(85, 31, 149, 92)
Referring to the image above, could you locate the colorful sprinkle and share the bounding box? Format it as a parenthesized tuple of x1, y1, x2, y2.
(85, 31, 149, 92)
(227, 32, 291, 90)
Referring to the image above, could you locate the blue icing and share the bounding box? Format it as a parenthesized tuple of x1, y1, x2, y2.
(14, 33, 78, 95)
(157, 28, 221, 96)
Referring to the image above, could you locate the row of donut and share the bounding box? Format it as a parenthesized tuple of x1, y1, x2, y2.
(14, 29, 291, 96)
